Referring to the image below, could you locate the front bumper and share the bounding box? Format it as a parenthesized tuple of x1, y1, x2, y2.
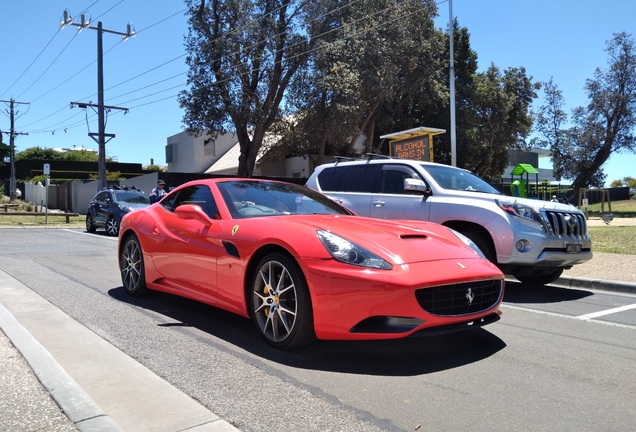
(300, 258, 504, 340)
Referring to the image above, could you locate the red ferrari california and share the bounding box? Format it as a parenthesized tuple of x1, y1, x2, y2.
(118, 178, 504, 349)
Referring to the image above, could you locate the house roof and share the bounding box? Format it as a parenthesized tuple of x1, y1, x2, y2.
(204, 140, 273, 174)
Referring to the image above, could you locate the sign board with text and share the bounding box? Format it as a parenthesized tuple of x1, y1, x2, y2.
(389, 135, 432, 162)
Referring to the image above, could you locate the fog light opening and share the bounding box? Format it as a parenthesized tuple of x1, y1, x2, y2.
(516, 239, 532, 253)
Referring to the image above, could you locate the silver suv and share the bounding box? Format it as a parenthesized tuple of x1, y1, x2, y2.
(305, 155, 592, 285)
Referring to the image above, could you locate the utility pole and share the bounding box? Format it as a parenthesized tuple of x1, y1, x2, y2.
(449, 0, 457, 167)
(1, 98, 30, 201)
(61, 10, 134, 191)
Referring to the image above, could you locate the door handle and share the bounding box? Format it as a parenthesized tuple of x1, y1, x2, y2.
(372, 200, 386, 207)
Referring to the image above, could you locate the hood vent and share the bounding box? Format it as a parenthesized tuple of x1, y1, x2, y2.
(400, 235, 428, 240)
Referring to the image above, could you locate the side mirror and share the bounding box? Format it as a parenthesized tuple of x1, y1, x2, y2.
(404, 178, 429, 194)
(175, 204, 213, 227)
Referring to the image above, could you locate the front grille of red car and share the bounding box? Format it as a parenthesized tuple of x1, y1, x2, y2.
(414, 279, 502, 316)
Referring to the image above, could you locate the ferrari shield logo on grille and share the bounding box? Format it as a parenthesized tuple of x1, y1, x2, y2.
(466, 287, 474, 306)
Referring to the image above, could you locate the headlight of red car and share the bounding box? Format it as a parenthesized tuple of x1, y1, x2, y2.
(316, 230, 393, 270)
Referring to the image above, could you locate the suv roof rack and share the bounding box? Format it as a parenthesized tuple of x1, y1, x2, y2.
(364, 153, 393, 160)
(333, 156, 356, 162)
(103, 185, 142, 192)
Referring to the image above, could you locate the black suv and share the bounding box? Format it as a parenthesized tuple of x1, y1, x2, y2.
(86, 186, 151, 236)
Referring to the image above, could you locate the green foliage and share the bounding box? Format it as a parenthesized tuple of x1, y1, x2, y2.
(16, 146, 103, 162)
(281, 0, 443, 163)
(609, 176, 636, 194)
(143, 164, 164, 172)
(16, 146, 62, 161)
(464, 65, 539, 180)
(29, 175, 78, 185)
(61, 149, 99, 162)
(88, 171, 124, 181)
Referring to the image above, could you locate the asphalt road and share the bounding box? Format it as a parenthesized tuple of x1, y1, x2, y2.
(1, 228, 635, 432)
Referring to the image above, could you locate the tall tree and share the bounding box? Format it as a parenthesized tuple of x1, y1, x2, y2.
(280, 0, 443, 162)
(180, 0, 310, 177)
(416, 20, 478, 165)
(397, 21, 538, 180)
(539, 32, 636, 192)
(464, 65, 539, 180)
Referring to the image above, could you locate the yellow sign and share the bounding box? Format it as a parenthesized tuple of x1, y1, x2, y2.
(382, 126, 444, 162)
(391, 137, 429, 161)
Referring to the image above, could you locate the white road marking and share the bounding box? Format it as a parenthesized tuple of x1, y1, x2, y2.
(62, 229, 118, 240)
(501, 304, 636, 330)
(577, 303, 636, 320)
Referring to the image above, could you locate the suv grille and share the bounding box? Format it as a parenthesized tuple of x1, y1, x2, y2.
(542, 211, 587, 237)
(414, 280, 502, 316)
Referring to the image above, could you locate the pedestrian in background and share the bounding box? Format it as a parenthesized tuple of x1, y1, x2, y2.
(150, 180, 166, 203)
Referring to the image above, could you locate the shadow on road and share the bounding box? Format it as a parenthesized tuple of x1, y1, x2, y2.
(108, 286, 506, 377)
(503, 280, 594, 304)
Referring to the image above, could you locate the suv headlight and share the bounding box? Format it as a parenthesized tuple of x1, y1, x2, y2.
(317, 230, 393, 270)
(496, 199, 546, 228)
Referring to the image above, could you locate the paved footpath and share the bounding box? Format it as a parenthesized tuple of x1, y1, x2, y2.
(0, 269, 239, 432)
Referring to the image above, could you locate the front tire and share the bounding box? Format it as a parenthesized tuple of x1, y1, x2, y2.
(120, 234, 147, 296)
(461, 231, 496, 263)
(106, 216, 119, 236)
(86, 214, 96, 233)
(251, 253, 315, 349)
(514, 268, 564, 286)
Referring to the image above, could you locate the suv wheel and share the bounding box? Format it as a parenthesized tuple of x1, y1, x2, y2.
(106, 216, 119, 236)
(86, 214, 96, 233)
(461, 231, 495, 263)
(513, 268, 564, 286)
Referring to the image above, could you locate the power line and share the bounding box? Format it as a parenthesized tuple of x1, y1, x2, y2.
(18, 8, 187, 128)
(0, 29, 62, 98)
(21, 0, 445, 135)
(5, 0, 104, 99)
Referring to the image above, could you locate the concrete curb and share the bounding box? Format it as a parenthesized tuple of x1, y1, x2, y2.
(554, 276, 636, 294)
(0, 301, 124, 432)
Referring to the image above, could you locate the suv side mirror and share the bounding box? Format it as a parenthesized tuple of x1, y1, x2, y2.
(404, 178, 429, 194)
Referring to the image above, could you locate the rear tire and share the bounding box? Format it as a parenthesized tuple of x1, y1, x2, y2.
(513, 268, 564, 286)
(250, 253, 315, 349)
(106, 216, 119, 236)
(120, 234, 147, 296)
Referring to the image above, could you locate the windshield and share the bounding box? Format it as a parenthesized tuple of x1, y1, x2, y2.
(114, 191, 150, 204)
(217, 180, 353, 219)
(421, 164, 501, 194)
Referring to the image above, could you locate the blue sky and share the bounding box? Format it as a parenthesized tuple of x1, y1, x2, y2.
(1, 0, 635, 185)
